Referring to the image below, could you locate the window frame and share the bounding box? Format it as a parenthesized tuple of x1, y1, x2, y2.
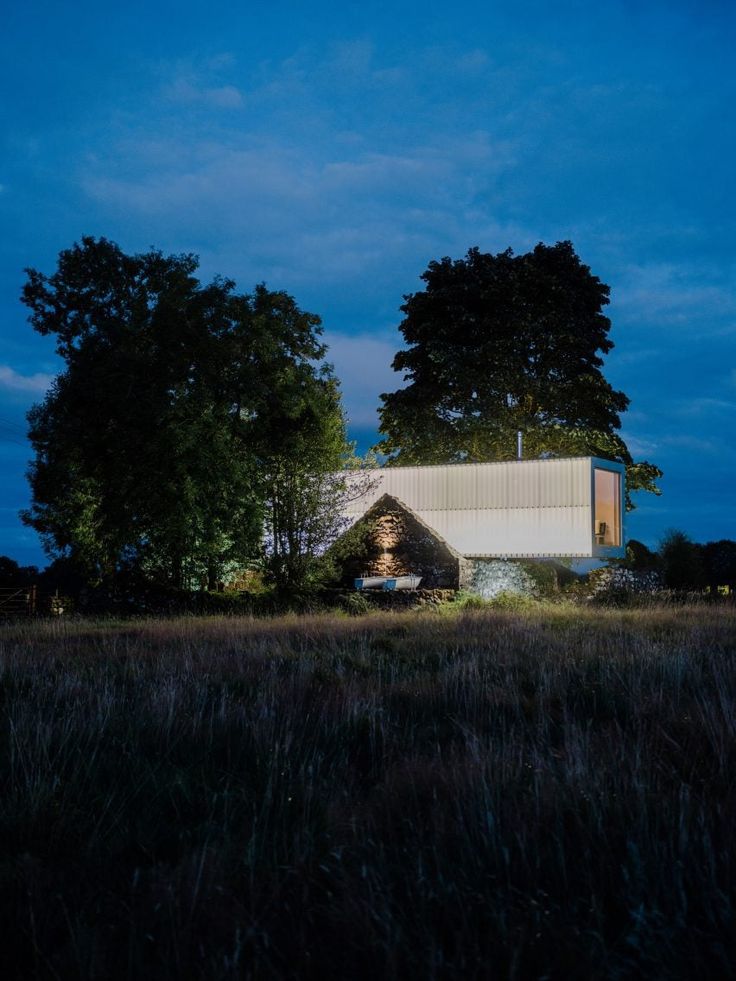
(591, 458, 626, 559)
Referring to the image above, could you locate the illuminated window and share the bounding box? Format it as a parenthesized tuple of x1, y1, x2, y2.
(594, 469, 621, 547)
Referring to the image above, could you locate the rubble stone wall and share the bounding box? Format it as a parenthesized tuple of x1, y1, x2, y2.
(339, 498, 462, 589)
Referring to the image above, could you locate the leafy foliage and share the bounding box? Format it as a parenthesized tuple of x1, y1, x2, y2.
(469, 559, 537, 599)
(0, 556, 38, 587)
(659, 529, 706, 591)
(376, 241, 661, 506)
(623, 538, 661, 571)
(702, 539, 736, 591)
(21, 237, 345, 591)
(260, 378, 375, 592)
(587, 566, 664, 603)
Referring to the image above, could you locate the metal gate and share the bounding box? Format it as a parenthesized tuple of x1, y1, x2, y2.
(0, 585, 38, 617)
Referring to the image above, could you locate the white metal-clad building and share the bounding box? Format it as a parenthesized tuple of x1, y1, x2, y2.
(343, 456, 625, 559)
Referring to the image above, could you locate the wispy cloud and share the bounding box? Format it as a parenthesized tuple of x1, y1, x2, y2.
(0, 366, 53, 395)
(153, 51, 246, 110)
(162, 77, 243, 109)
(619, 431, 658, 457)
(323, 330, 402, 428)
(674, 396, 736, 417)
(613, 262, 736, 332)
(660, 433, 722, 454)
(82, 132, 530, 291)
(79, 40, 530, 267)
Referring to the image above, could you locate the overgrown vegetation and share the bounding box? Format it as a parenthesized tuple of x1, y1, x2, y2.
(20, 237, 363, 598)
(2, 605, 735, 978)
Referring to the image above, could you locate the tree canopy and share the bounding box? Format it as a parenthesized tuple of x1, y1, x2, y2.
(376, 242, 661, 505)
(259, 372, 373, 592)
(21, 236, 349, 591)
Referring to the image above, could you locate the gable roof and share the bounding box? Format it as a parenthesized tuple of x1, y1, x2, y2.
(358, 493, 465, 563)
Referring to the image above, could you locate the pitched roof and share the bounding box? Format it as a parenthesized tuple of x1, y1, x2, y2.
(358, 493, 465, 563)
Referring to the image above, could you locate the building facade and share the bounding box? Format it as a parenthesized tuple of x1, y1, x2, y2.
(337, 457, 626, 589)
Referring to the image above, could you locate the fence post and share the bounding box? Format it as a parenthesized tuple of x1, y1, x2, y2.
(29, 584, 37, 616)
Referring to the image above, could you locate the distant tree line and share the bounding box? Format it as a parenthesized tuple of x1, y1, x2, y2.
(624, 532, 736, 593)
(3, 530, 733, 609)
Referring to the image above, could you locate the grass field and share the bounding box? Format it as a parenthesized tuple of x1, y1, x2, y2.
(1, 603, 735, 979)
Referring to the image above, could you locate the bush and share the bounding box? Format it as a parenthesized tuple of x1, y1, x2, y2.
(587, 566, 664, 604)
(469, 559, 537, 599)
(660, 529, 706, 591)
(440, 589, 541, 615)
(447, 590, 489, 611)
(337, 591, 374, 616)
(623, 539, 660, 571)
(518, 560, 565, 597)
(487, 590, 541, 612)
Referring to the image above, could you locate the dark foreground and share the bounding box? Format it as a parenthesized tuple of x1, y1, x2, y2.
(1, 604, 735, 979)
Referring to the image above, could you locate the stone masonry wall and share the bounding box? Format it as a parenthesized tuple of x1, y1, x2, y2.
(339, 498, 462, 589)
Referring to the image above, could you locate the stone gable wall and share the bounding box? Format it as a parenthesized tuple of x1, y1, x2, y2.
(338, 498, 462, 589)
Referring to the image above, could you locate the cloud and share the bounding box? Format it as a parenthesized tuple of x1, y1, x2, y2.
(204, 53, 237, 71)
(608, 347, 662, 369)
(163, 77, 243, 108)
(81, 131, 530, 295)
(619, 431, 658, 457)
(455, 49, 490, 74)
(82, 41, 522, 208)
(613, 262, 736, 332)
(329, 38, 375, 77)
(156, 53, 244, 109)
(0, 365, 53, 395)
(674, 396, 736, 417)
(80, 72, 539, 298)
(322, 330, 403, 428)
(660, 433, 721, 454)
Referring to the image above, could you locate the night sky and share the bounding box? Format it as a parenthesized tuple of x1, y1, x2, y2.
(1, 0, 734, 566)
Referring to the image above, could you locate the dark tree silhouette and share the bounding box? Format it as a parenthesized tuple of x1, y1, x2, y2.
(376, 241, 661, 506)
(21, 237, 348, 591)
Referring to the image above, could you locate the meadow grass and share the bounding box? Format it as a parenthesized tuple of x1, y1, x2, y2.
(1, 603, 735, 979)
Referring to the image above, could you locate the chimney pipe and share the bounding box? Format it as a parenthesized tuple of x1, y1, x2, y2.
(517, 430, 523, 460)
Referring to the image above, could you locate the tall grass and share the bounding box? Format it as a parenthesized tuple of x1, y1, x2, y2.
(1, 604, 735, 979)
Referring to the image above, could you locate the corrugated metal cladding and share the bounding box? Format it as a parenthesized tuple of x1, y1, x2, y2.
(343, 458, 595, 558)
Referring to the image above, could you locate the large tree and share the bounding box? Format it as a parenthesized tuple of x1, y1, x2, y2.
(376, 242, 661, 505)
(21, 236, 347, 590)
(259, 374, 374, 592)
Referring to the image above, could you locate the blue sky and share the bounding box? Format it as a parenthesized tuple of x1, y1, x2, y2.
(1, 0, 735, 566)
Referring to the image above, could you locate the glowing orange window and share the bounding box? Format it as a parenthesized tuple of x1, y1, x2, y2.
(594, 468, 621, 547)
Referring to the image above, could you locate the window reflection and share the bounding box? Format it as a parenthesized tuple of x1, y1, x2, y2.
(594, 469, 621, 547)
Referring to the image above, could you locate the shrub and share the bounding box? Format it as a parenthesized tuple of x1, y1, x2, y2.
(337, 591, 374, 616)
(623, 538, 660, 571)
(518, 560, 564, 597)
(487, 590, 541, 612)
(469, 559, 537, 599)
(446, 590, 489, 611)
(660, 529, 706, 591)
(588, 565, 664, 604)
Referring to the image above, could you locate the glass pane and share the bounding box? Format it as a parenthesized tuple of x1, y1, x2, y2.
(594, 469, 621, 547)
